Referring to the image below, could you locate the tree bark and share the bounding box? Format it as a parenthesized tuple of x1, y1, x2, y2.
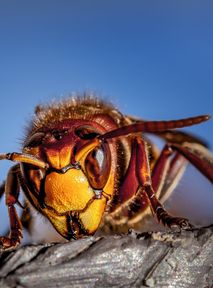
(0, 226, 212, 288)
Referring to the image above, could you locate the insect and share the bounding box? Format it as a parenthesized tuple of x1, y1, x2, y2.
(0, 96, 213, 250)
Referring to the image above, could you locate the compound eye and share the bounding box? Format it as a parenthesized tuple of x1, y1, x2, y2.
(75, 125, 100, 140)
(24, 132, 45, 148)
(85, 144, 111, 190)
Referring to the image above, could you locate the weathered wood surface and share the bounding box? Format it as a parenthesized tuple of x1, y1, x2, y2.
(0, 227, 212, 288)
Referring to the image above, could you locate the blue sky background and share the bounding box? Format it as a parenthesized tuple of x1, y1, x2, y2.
(0, 1, 213, 236)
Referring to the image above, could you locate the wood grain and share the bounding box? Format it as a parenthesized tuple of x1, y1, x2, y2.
(0, 227, 212, 288)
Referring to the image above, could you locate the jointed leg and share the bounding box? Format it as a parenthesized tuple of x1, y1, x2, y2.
(131, 139, 213, 227)
(105, 139, 187, 227)
(155, 129, 209, 148)
(170, 143, 213, 184)
(124, 138, 212, 227)
(0, 152, 49, 242)
(135, 138, 191, 228)
(0, 164, 23, 249)
(153, 148, 187, 203)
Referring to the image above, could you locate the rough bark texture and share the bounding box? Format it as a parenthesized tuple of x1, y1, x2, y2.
(0, 227, 212, 288)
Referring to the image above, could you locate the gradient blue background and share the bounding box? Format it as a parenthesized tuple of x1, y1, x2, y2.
(0, 1, 213, 235)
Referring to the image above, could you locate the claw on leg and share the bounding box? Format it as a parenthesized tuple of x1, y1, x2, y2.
(155, 205, 192, 229)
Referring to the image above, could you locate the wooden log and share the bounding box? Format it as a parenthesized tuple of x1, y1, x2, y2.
(0, 226, 212, 288)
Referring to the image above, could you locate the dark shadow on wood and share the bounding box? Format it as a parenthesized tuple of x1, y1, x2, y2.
(0, 226, 212, 288)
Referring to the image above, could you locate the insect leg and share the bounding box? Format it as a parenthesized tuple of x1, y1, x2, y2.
(105, 140, 181, 223)
(170, 143, 213, 184)
(103, 138, 193, 233)
(155, 129, 209, 148)
(135, 137, 191, 228)
(2, 201, 33, 242)
(152, 146, 187, 203)
(126, 141, 212, 226)
(0, 164, 23, 250)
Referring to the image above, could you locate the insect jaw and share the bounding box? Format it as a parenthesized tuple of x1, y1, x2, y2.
(66, 213, 89, 240)
(66, 214, 78, 240)
(41, 204, 89, 240)
(42, 189, 104, 240)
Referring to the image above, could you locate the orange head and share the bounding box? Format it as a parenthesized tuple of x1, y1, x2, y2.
(21, 119, 115, 239)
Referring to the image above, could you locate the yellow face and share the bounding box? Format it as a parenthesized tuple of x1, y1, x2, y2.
(43, 169, 107, 238)
(22, 123, 116, 239)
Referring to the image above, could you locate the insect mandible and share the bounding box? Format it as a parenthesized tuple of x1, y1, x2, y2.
(0, 96, 213, 250)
